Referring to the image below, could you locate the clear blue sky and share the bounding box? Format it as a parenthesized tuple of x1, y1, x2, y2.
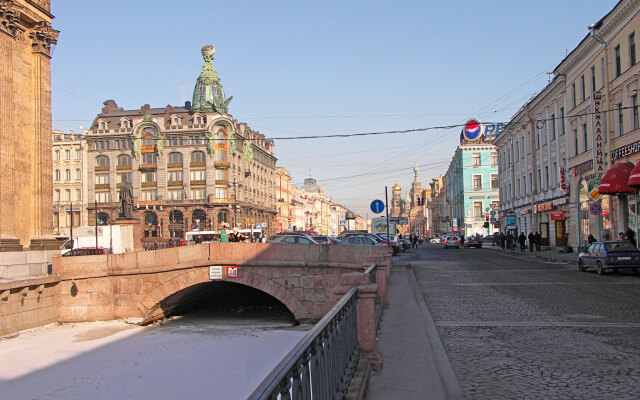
(51, 0, 618, 217)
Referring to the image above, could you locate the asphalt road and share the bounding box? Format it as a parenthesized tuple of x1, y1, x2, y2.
(396, 244, 640, 400)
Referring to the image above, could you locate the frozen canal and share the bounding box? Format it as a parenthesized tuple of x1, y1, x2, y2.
(0, 310, 308, 399)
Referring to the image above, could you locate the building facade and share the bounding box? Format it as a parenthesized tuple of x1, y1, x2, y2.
(0, 0, 59, 250)
(86, 45, 277, 242)
(52, 130, 88, 236)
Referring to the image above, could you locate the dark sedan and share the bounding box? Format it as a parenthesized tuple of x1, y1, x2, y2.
(578, 241, 640, 275)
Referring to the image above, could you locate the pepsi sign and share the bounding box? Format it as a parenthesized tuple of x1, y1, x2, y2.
(460, 118, 505, 144)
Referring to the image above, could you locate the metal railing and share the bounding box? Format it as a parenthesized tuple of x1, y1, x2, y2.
(364, 263, 377, 284)
(248, 287, 359, 400)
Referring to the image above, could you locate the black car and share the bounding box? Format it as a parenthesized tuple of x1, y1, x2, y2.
(578, 241, 640, 274)
(464, 236, 483, 249)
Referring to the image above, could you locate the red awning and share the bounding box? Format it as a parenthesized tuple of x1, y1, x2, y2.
(598, 162, 636, 194)
(629, 161, 640, 187)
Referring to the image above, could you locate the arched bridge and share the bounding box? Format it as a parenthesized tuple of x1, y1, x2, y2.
(52, 242, 392, 324)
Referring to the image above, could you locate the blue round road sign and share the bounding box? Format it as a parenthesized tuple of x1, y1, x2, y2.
(370, 199, 385, 214)
(589, 203, 602, 215)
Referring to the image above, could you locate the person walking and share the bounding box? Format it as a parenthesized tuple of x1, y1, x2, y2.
(625, 227, 636, 247)
(528, 232, 535, 252)
(518, 232, 527, 253)
(460, 234, 465, 248)
(535, 232, 541, 251)
(500, 232, 505, 249)
(220, 224, 229, 243)
(588, 234, 597, 244)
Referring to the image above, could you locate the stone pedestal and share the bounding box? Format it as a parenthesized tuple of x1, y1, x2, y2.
(29, 238, 62, 251)
(114, 218, 141, 251)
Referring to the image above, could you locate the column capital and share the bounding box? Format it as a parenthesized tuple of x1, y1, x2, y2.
(0, 0, 21, 37)
(29, 21, 58, 58)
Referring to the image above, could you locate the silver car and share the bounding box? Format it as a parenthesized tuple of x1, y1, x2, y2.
(338, 236, 386, 246)
(266, 233, 319, 244)
(443, 236, 460, 249)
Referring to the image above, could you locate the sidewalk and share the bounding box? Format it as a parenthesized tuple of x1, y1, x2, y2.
(479, 242, 577, 264)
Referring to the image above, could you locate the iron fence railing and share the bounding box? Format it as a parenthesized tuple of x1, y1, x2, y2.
(247, 287, 359, 400)
(364, 263, 377, 284)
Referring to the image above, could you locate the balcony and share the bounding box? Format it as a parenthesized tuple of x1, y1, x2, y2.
(95, 166, 109, 172)
(94, 184, 109, 190)
(215, 160, 230, 168)
(141, 182, 157, 188)
(116, 165, 131, 171)
(168, 180, 183, 187)
(190, 162, 206, 168)
(190, 180, 206, 186)
(167, 163, 183, 169)
(139, 164, 157, 171)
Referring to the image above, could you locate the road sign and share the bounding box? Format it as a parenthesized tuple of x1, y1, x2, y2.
(490, 217, 497, 224)
(339, 220, 346, 226)
(227, 266, 239, 278)
(588, 179, 602, 202)
(490, 210, 496, 216)
(589, 203, 602, 215)
(370, 199, 385, 214)
(398, 217, 408, 225)
(256, 223, 262, 228)
(209, 266, 222, 280)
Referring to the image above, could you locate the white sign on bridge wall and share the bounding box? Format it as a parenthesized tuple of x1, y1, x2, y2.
(209, 266, 223, 280)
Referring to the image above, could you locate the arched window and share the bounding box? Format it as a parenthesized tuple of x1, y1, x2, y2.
(65, 169, 71, 181)
(141, 126, 156, 146)
(75, 168, 81, 180)
(191, 209, 206, 229)
(117, 154, 131, 168)
(191, 151, 205, 163)
(54, 150, 60, 160)
(65, 150, 71, 160)
(168, 152, 183, 164)
(144, 212, 158, 237)
(96, 212, 109, 226)
(214, 125, 227, 144)
(96, 155, 109, 168)
(217, 210, 227, 223)
(54, 169, 61, 181)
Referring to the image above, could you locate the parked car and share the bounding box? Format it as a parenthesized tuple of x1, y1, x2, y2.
(338, 236, 387, 247)
(443, 236, 461, 249)
(429, 237, 443, 244)
(267, 232, 319, 244)
(61, 247, 106, 257)
(375, 233, 402, 254)
(399, 238, 411, 250)
(313, 235, 333, 245)
(464, 235, 483, 249)
(578, 241, 640, 274)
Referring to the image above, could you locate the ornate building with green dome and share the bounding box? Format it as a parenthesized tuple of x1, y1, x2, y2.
(85, 45, 277, 246)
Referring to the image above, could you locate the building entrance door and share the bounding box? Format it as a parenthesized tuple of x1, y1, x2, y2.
(539, 222, 549, 246)
(555, 220, 566, 247)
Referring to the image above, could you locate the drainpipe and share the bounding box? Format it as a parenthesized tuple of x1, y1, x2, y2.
(525, 106, 538, 235)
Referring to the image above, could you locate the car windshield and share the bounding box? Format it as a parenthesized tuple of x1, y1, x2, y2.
(605, 242, 637, 252)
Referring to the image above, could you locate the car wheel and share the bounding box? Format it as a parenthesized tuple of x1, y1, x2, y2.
(596, 261, 606, 275)
(578, 260, 585, 272)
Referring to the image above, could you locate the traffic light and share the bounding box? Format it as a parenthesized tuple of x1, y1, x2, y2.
(485, 214, 489, 221)
(483, 222, 489, 228)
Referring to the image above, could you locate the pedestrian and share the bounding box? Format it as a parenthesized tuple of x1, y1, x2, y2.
(518, 232, 527, 253)
(413, 233, 419, 248)
(619, 232, 627, 241)
(528, 232, 535, 252)
(506, 233, 512, 250)
(588, 234, 597, 244)
(460, 234, 465, 248)
(500, 232, 505, 249)
(220, 224, 229, 243)
(625, 227, 636, 247)
(535, 232, 541, 251)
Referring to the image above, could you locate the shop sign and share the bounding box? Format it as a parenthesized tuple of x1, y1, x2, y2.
(611, 139, 640, 161)
(592, 92, 605, 174)
(560, 167, 567, 190)
(534, 202, 554, 213)
(571, 159, 593, 176)
(506, 215, 516, 228)
(550, 211, 565, 220)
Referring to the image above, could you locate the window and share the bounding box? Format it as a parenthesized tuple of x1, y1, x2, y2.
(216, 150, 227, 161)
(168, 189, 185, 201)
(529, 173, 533, 194)
(472, 175, 482, 190)
(215, 169, 228, 181)
(65, 150, 71, 160)
(55, 169, 61, 181)
(168, 152, 183, 164)
(633, 95, 639, 131)
(571, 82, 576, 108)
(75, 189, 81, 202)
(168, 170, 183, 182)
(590, 66, 596, 94)
(573, 129, 579, 156)
(191, 151, 205, 163)
(580, 75, 586, 102)
(54, 189, 60, 202)
(141, 171, 156, 184)
(141, 189, 157, 201)
(64, 189, 70, 201)
(544, 166, 549, 190)
(490, 152, 497, 165)
(96, 155, 109, 168)
(582, 123, 589, 152)
(95, 191, 110, 203)
(601, 58, 605, 88)
(536, 130, 540, 149)
(472, 153, 481, 166)
(117, 172, 131, 184)
(54, 150, 60, 160)
(190, 188, 205, 200)
(560, 107, 565, 135)
(75, 168, 81, 180)
(216, 187, 228, 199)
(552, 162, 557, 187)
(190, 169, 206, 181)
(526, 132, 530, 154)
(618, 103, 624, 136)
(630, 32, 636, 67)
(65, 169, 71, 181)
(615, 45, 621, 77)
(117, 154, 131, 168)
(168, 136, 183, 146)
(551, 113, 556, 140)
(491, 174, 499, 189)
(473, 202, 482, 218)
(95, 173, 109, 185)
(516, 140, 520, 159)
(142, 152, 157, 165)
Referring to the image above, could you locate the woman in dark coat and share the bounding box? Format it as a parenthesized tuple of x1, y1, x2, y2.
(518, 233, 527, 253)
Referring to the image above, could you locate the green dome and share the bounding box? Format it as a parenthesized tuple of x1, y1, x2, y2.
(192, 44, 232, 114)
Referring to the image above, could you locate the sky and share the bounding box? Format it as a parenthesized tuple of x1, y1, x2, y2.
(50, 0, 619, 217)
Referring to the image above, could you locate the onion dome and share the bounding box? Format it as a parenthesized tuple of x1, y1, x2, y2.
(392, 183, 401, 192)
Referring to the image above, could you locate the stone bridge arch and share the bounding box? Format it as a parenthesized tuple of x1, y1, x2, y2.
(136, 267, 307, 325)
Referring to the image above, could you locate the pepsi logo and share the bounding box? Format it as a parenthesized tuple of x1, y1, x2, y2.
(463, 119, 482, 142)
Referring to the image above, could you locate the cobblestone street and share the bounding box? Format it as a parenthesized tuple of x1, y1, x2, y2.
(404, 245, 640, 400)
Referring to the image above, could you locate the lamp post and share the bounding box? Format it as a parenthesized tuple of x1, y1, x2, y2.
(69, 200, 73, 240)
(94, 200, 98, 248)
